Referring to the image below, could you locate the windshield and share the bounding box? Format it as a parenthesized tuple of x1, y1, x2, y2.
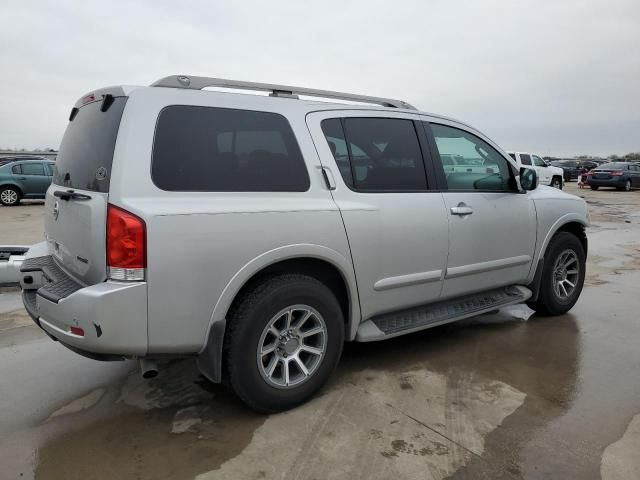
(53, 97, 127, 193)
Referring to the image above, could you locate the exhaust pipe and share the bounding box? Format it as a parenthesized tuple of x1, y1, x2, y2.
(140, 359, 158, 379)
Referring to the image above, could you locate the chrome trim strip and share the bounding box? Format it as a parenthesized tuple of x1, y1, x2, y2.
(445, 255, 532, 279)
(373, 269, 442, 291)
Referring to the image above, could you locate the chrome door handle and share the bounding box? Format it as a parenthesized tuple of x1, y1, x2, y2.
(451, 204, 473, 216)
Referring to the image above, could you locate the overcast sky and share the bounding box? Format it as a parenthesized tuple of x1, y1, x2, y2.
(1, 0, 638, 157)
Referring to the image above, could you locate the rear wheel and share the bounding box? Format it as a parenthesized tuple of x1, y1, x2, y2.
(590, 185, 599, 190)
(0, 186, 20, 206)
(551, 176, 563, 189)
(527, 232, 585, 316)
(223, 274, 344, 413)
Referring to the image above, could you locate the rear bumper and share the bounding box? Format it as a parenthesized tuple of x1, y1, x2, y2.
(20, 243, 148, 357)
(0, 246, 28, 286)
(586, 178, 627, 187)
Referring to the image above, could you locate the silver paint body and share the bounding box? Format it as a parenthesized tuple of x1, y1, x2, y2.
(22, 85, 589, 359)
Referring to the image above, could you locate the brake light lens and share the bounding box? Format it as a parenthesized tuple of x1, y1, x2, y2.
(107, 204, 146, 281)
(611, 170, 624, 176)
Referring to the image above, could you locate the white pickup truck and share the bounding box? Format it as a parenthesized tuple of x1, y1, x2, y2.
(509, 152, 564, 189)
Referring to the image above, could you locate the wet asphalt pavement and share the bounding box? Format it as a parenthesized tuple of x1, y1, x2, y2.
(1, 185, 639, 480)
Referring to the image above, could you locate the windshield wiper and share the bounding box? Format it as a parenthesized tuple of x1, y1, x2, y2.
(53, 190, 92, 201)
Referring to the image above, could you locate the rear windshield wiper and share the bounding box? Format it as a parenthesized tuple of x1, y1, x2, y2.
(53, 190, 92, 201)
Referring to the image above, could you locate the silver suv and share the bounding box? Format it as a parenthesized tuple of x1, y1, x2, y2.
(19, 76, 588, 412)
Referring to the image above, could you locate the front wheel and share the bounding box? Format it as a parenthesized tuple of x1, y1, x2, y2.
(623, 180, 632, 192)
(223, 274, 344, 413)
(551, 177, 563, 189)
(528, 232, 586, 316)
(590, 185, 599, 190)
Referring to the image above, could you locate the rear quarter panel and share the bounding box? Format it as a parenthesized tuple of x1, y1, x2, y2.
(109, 88, 358, 353)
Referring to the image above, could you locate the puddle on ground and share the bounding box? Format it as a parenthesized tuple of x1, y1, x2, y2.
(35, 360, 265, 480)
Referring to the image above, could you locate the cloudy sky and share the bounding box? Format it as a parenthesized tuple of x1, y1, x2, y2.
(1, 0, 638, 157)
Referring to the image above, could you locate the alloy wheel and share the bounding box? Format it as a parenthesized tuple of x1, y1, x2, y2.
(1, 189, 18, 205)
(257, 305, 327, 389)
(552, 249, 579, 300)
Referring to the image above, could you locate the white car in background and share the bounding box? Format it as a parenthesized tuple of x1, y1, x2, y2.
(509, 152, 564, 189)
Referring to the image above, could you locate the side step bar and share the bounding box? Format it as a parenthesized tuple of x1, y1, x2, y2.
(0, 246, 29, 287)
(356, 285, 532, 342)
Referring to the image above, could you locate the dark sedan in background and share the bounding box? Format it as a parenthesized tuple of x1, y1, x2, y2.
(550, 159, 602, 182)
(586, 162, 640, 191)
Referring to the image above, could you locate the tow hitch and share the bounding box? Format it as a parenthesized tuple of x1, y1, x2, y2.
(0, 246, 29, 287)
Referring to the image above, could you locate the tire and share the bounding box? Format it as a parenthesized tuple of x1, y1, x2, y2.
(590, 185, 599, 190)
(223, 273, 344, 413)
(527, 232, 586, 316)
(0, 186, 20, 206)
(624, 180, 632, 192)
(551, 177, 563, 189)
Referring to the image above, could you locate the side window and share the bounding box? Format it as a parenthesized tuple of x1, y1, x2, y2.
(520, 154, 532, 166)
(12, 164, 22, 174)
(430, 123, 514, 192)
(321, 119, 353, 187)
(152, 106, 309, 192)
(508, 153, 516, 161)
(45, 163, 55, 176)
(532, 155, 546, 167)
(321, 117, 428, 191)
(21, 163, 45, 176)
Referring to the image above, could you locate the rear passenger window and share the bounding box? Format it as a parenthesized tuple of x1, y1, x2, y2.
(12, 165, 21, 174)
(520, 154, 532, 165)
(152, 106, 309, 192)
(21, 163, 45, 175)
(321, 117, 428, 191)
(430, 123, 514, 192)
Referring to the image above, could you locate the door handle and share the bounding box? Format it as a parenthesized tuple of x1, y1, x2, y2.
(321, 166, 336, 190)
(451, 203, 473, 216)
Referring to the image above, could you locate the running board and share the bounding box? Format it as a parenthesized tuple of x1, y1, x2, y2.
(356, 285, 532, 342)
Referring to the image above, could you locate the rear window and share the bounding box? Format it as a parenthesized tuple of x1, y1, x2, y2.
(53, 96, 127, 193)
(152, 106, 309, 192)
(599, 162, 628, 170)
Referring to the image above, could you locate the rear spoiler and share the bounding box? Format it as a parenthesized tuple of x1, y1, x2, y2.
(73, 86, 128, 109)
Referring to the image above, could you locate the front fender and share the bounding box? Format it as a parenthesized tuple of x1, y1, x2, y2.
(530, 212, 589, 282)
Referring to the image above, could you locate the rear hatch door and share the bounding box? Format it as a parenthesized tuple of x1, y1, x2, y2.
(45, 93, 127, 285)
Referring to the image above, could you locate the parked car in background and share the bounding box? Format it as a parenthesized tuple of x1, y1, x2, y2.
(586, 162, 640, 191)
(0, 155, 51, 167)
(508, 152, 564, 189)
(0, 159, 56, 205)
(550, 159, 601, 182)
(440, 154, 496, 174)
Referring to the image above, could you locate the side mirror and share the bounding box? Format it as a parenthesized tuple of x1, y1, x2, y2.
(519, 167, 538, 191)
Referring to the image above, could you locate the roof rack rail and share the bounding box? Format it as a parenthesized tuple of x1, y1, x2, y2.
(151, 75, 417, 110)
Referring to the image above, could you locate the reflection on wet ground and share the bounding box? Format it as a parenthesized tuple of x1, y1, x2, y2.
(1, 184, 640, 479)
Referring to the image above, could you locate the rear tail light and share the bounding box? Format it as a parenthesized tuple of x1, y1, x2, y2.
(611, 170, 624, 176)
(107, 204, 146, 281)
